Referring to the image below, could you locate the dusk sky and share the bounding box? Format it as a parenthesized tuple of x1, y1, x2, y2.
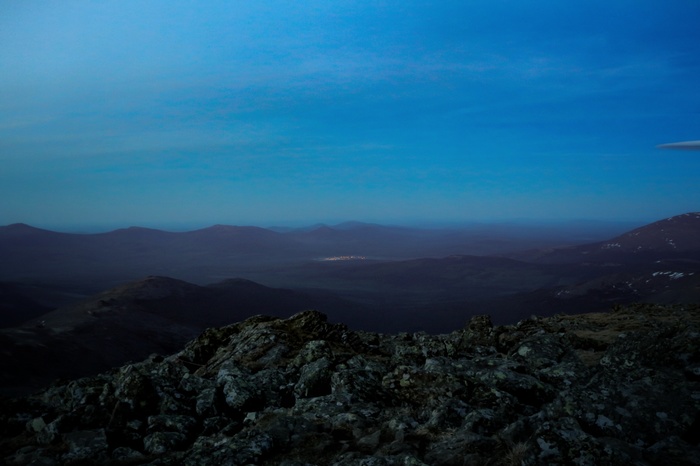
(2, 1, 700, 230)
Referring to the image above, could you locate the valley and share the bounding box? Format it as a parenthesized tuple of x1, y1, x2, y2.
(1, 213, 699, 395)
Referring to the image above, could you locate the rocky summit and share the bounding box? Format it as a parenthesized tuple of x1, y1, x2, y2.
(1, 305, 699, 465)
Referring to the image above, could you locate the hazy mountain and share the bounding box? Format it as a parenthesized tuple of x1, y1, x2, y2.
(601, 212, 700, 252)
(0, 219, 633, 292)
(528, 212, 700, 264)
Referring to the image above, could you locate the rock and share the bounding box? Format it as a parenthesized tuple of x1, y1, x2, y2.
(111, 446, 145, 461)
(423, 431, 498, 466)
(143, 430, 189, 454)
(35, 417, 62, 445)
(461, 314, 495, 348)
(294, 339, 334, 366)
(27, 417, 46, 433)
(356, 429, 381, 452)
(62, 428, 108, 462)
(2, 304, 700, 465)
(331, 356, 387, 403)
(147, 414, 198, 438)
(294, 357, 333, 398)
(217, 362, 263, 412)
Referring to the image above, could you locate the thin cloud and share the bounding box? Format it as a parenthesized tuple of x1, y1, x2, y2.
(657, 141, 700, 150)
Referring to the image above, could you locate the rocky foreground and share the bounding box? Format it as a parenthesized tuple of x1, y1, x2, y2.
(1, 304, 699, 465)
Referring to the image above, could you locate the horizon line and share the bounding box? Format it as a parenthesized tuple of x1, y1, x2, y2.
(1, 215, 687, 235)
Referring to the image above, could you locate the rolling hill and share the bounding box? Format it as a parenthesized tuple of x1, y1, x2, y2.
(0, 276, 366, 396)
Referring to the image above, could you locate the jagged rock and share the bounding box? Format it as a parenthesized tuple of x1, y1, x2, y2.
(294, 356, 333, 398)
(461, 314, 496, 349)
(35, 417, 62, 445)
(217, 361, 264, 412)
(423, 431, 498, 466)
(147, 414, 198, 437)
(331, 356, 387, 403)
(111, 364, 160, 414)
(62, 428, 108, 462)
(294, 339, 334, 366)
(179, 373, 219, 416)
(1, 305, 700, 465)
(143, 430, 188, 454)
(111, 446, 145, 461)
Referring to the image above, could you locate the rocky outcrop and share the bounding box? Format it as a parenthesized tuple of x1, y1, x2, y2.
(1, 304, 699, 465)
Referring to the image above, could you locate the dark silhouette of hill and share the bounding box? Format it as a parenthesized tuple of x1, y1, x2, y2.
(0, 276, 368, 396)
(0, 283, 51, 328)
(25, 276, 330, 330)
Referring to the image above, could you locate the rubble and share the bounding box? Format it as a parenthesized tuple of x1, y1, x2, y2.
(2, 305, 699, 465)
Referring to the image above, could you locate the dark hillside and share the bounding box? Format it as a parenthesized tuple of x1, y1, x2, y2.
(0, 283, 51, 328)
(0, 276, 367, 396)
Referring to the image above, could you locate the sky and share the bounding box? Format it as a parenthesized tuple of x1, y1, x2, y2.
(1, 1, 700, 230)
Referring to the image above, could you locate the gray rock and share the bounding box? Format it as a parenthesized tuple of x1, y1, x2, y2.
(62, 429, 108, 462)
(217, 362, 263, 412)
(147, 414, 198, 437)
(143, 431, 189, 454)
(294, 356, 333, 398)
(294, 339, 334, 366)
(3, 305, 700, 466)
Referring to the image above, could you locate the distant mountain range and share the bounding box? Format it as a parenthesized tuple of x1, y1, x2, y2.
(0, 219, 636, 292)
(1, 214, 698, 322)
(1, 213, 699, 395)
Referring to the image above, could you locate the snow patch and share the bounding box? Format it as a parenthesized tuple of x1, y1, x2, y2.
(652, 271, 686, 280)
(602, 243, 621, 249)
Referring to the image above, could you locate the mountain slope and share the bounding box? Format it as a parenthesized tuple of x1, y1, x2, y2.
(0, 283, 52, 328)
(532, 212, 700, 264)
(0, 276, 364, 396)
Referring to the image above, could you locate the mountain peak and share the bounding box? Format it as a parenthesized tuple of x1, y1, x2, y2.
(610, 212, 700, 251)
(0, 223, 50, 234)
(113, 275, 201, 295)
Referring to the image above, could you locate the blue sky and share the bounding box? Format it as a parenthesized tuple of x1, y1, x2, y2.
(1, 1, 699, 230)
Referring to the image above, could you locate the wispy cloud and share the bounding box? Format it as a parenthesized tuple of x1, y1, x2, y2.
(657, 141, 700, 150)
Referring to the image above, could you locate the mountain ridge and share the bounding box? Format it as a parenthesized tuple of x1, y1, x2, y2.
(2, 213, 700, 331)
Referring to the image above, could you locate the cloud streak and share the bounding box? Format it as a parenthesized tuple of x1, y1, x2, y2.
(657, 141, 700, 151)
